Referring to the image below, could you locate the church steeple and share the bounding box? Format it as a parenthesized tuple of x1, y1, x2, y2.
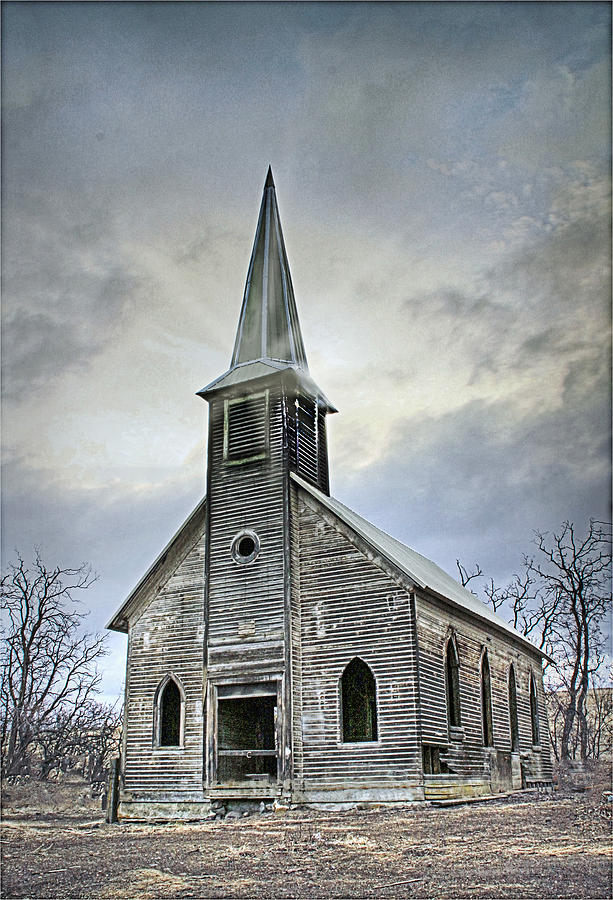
(231, 167, 308, 370)
(198, 169, 335, 413)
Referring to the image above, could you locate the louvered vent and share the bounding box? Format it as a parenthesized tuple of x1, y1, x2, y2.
(224, 392, 269, 464)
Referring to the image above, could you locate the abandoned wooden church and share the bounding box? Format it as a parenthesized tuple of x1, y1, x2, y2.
(108, 169, 553, 819)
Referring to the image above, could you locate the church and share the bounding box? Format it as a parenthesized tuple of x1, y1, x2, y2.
(108, 169, 553, 819)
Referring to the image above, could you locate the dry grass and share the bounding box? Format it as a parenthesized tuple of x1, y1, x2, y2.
(1, 768, 611, 899)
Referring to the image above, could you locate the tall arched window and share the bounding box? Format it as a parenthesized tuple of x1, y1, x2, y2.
(445, 635, 461, 729)
(530, 673, 540, 745)
(508, 665, 519, 752)
(481, 650, 494, 747)
(155, 676, 183, 747)
(341, 658, 378, 743)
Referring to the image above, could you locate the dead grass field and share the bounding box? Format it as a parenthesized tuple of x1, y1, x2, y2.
(2, 770, 611, 899)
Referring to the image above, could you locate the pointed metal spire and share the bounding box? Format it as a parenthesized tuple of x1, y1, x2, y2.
(230, 168, 308, 371)
(198, 171, 336, 412)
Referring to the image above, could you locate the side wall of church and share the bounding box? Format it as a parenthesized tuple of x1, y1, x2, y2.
(122, 531, 206, 805)
(415, 591, 553, 786)
(290, 486, 423, 801)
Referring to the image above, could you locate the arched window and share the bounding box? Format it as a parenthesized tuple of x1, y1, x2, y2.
(481, 650, 494, 747)
(508, 665, 519, 752)
(341, 658, 378, 743)
(530, 673, 540, 745)
(445, 635, 461, 729)
(155, 676, 184, 747)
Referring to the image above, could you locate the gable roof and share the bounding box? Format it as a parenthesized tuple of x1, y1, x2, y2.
(291, 473, 546, 658)
(106, 496, 206, 633)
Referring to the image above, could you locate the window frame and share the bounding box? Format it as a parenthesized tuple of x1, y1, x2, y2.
(508, 664, 520, 752)
(223, 390, 270, 465)
(338, 657, 380, 746)
(153, 674, 186, 750)
(529, 671, 541, 747)
(444, 633, 462, 732)
(481, 648, 494, 747)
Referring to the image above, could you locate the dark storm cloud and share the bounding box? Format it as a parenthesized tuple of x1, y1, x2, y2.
(1, 451, 205, 699)
(1, 190, 144, 399)
(400, 164, 611, 393)
(1, 452, 204, 622)
(339, 375, 611, 587)
(334, 162, 611, 583)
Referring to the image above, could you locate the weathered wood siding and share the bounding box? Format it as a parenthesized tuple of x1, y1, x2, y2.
(123, 531, 206, 798)
(291, 486, 422, 790)
(206, 384, 287, 678)
(415, 592, 553, 782)
(289, 483, 304, 783)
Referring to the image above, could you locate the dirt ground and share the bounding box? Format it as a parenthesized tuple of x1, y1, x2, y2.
(2, 769, 611, 899)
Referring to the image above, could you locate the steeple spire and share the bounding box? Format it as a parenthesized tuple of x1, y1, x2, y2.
(198, 170, 336, 413)
(231, 167, 308, 370)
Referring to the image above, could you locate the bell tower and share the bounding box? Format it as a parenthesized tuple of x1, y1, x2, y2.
(197, 169, 335, 798)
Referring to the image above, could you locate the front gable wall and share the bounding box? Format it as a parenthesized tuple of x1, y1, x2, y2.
(123, 530, 206, 801)
(291, 485, 422, 795)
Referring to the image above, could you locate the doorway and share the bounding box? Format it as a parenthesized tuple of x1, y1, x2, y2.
(216, 686, 278, 783)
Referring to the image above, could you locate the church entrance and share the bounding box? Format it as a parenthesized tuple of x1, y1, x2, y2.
(215, 683, 279, 785)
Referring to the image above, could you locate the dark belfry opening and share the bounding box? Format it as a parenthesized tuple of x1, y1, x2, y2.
(160, 680, 181, 746)
(509, 665, 520, 751)
(481, 651, 494, 746)
(530, 673, 540, 745)
(217, 696, 277, 783)
(341, 658, 378, 743)
(445, 638, 461, 729)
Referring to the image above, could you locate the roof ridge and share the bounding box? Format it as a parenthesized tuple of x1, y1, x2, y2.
(290, 472, 546, 658)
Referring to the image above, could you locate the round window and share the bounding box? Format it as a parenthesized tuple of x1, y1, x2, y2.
(231, 530, 260, 565)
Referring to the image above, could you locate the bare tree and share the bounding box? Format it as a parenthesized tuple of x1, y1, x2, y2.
(456, 560, 483, 591)
(527, 521, 611, 760)
(1, 551, 107, 777)
(459, 519, 612, 761)
(36, 700, 122, 782)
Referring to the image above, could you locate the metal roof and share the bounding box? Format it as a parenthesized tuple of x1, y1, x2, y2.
(291, 473, 545, 657)
(199, 360, 337, 412)
(230, 167, 307, 371)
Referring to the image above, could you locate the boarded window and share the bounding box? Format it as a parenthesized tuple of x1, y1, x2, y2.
(341, 658, 378, 743)
(224, 393, 268, 463)
(445, 637, 461, 729)
(160, 679, 181, 747)
(530, 673, 540, 745)
(481, 650, 494, 747)
(509, 665, 519, 751)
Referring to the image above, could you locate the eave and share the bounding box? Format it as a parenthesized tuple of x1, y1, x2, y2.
(106, 495, 207, 633)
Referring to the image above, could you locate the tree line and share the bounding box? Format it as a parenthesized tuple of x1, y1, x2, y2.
(1, 552, 121, 781)
(458, 518, 612, 762)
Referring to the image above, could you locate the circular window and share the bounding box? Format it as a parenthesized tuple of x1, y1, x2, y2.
(231, 530, 260, 565)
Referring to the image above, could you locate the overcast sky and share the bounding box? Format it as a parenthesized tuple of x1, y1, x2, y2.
(2, 1, 611, 702)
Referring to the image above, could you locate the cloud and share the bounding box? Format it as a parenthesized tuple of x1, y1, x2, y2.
(2, 2, 609, 703)
(334, 374, 611, 588)
(1, 190, 143, 399)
